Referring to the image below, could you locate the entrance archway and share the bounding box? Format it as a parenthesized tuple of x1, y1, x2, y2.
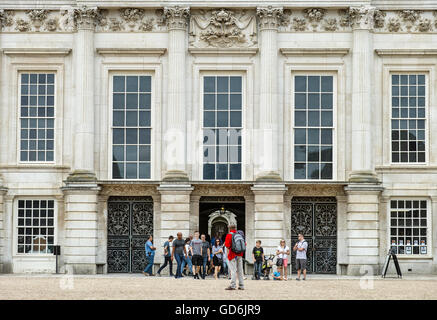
(199, 197, 245, 243)
(208, 210, 237, 240)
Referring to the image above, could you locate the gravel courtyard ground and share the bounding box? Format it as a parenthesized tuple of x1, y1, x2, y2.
(1, 274, 437, 300)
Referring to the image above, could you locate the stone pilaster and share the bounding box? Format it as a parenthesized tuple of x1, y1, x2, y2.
(157, 184, 193, 252)
(244, 194, 255, 260)
(344, 184, 383, 275)
(1, 195, 13, 273)
(348, 6, 378, 183)
(67, 6, 102, 183)
(61, 185, 101, 274)
(251, 184, 287, 255)
(0, 181, 8, 273)
(190, 195, 200, 236)
(162, 6, 190, 182)
(431, 195, 437, 274)
(255, 7, 283, 182)
(336, 195, 348, 274)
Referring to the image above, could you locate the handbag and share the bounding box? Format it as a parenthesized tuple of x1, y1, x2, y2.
(276, 257, 283, 267)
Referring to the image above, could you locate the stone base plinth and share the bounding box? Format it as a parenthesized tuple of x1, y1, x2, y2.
(62, 184, 100, 275)
(251, 184, 287, 255)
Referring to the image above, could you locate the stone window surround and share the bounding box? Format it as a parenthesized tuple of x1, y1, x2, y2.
(2, 49, 68, 167)
(381, 60, 435, 167)
(97, 48, 164, 181)
(18, 71, 56, 163)
(110, 73, 153, 180)
(190, 53, 255, 181)
(386, 197, 432, 259)
(282, 51, 347, 181)
(389, 72, 427, 164)
(200, 71, 245, 181)
(12, 197, 58, 257)
(291, 71, 337, 181)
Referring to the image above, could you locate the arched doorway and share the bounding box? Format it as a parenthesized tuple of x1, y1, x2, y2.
(198, 197, 245, 242)
(208, 210, 238, 240)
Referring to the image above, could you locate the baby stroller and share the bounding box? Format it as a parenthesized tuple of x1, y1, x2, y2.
(262, 254, 275, 280)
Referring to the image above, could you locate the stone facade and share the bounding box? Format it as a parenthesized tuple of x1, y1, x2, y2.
(0, 1, 436, 276)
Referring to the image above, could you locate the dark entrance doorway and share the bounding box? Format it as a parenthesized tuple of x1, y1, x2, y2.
(290, 197, 337, 274)
(107, 196, 153, 273)
(199, 196, 245, 243)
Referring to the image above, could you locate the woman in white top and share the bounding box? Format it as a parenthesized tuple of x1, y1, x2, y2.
(276, 239, 290, 280)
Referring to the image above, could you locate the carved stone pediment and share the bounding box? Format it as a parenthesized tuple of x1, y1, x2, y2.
(189, 9, 257, 48)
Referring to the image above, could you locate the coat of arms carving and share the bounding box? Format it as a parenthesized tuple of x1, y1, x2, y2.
(189, 9, 257, 48)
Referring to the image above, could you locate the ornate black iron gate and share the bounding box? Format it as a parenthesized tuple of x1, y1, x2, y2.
(107, 197, 153, 273)
(290, 197, 337, 274)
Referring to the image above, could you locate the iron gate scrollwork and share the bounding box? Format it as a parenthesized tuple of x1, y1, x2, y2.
(290, 197, 337, 274)
(107, 197, 153, 273)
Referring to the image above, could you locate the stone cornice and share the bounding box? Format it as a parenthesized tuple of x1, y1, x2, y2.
(375, 49, 437, 56)
(3, 47, 71, 56)
(96, 47, 166, 55)
(280, 47, 350, 56)
(188, 47, 258, 56)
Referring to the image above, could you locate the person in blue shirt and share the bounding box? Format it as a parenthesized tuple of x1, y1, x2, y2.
(143, 235, 156, 276)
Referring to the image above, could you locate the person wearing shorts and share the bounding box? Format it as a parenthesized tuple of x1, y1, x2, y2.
(276, 240, 290, 280)
(293, 233, 308, 281)
(190, 231, 203, 279)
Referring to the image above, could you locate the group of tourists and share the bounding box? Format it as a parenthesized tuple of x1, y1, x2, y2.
(143, 224, 308, 290)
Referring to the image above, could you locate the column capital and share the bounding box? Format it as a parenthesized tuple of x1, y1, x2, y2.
(349, 5, 376, 30)
(73, 6, 103, 30)
(256, 6, 284, 30)
(164, 6, 190, 31)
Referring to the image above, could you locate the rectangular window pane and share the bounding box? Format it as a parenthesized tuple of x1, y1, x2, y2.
(112, 75, 152, 179)
(20, 73, 55, 162)
(203, 76, 242, 180)
(293, 75, 333, 180)
(391, 74, 426, 163)
(17, 199, 55, 254)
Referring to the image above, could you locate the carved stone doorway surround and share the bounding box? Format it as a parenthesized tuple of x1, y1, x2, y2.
(98, 183, 160, 272)
(191, 184, 254, 257)
(285, 184, 347, 275)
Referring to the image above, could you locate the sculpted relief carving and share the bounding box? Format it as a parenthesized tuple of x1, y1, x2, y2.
(189, 9, 257, 48)
(0, 7, 437, 33)
(0, 7, 165, 32)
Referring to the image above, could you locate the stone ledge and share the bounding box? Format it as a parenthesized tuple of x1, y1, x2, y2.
(96, 48, 167, 55)
(280, 47, 350, 56)
(3, 48, 71, 56)
(376, 49, 437, 56)
(188, 47, 258, 56)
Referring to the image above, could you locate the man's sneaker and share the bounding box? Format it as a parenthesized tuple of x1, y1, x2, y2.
(295, 278, 300, 281)
(238, 287, 245, 290)
(157, 273, 161, 277)
(142, 272, 148, 276)
(303, 278, 306, 281)
(225, 286, 236, 290)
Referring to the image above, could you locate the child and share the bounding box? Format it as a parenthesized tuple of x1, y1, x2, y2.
(273, 270, 282, 280)
(252, 240, 264, 280)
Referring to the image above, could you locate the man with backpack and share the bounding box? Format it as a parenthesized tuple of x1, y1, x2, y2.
(224, 224, 246, 290)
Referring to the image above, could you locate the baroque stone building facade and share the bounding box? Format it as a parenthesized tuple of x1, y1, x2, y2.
(0, 0, 436, 275)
